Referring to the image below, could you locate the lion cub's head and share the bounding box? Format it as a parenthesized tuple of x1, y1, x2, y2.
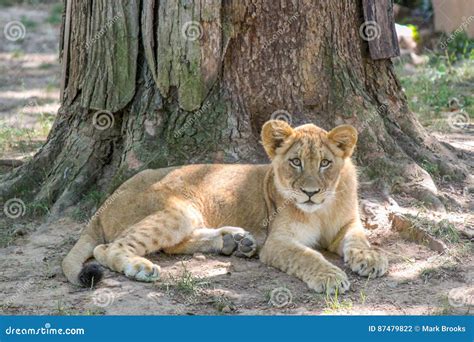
(261, 120, 357, 213)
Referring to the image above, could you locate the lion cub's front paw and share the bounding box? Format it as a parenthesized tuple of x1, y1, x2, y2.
(345, 248, 388, 278)
(306, 266, 350, 294)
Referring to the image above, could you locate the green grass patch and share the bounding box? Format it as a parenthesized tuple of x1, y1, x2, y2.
(11, 49, 25, 59)
(20, 15, 37, 29)
(421, 159, 440, 177)
(158, 263, 210, 301)
(55, 300, 106, 316)
(0, 124, 39, 155)
(0, 225, 15, 248)
(0, 0, 16, 6)
(27, 200, 50, 217)
(431, 219, 461, 243)
(440, 31, 474, 64)
(173, 266, 209, 295)
(322, 288, 353, 313)
(211, 295, 234, 313)
(396, 32, 474, 131)
(46, 3, 63, 25)
(398, 60, 474, 130)
(39, 63, 55, 70)
(408, 214, 461, 244)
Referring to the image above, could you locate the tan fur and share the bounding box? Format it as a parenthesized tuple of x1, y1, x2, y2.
(63, 120, 387, 293)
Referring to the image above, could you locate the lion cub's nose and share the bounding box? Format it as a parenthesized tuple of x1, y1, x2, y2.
(301, 188, 321, 197)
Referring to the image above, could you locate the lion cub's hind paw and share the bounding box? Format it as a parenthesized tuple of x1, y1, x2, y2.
(222, 232, 257, 258)
(124, 259, 161, 282)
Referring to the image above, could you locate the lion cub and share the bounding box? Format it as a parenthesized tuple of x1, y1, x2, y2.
(63, 120, 388, 294)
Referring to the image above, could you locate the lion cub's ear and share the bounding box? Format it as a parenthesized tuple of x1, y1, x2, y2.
(327, 125, 358, 158)
(261, 120, 294, 159)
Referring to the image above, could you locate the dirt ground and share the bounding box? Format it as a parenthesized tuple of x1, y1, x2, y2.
(0, 4, 473, 316)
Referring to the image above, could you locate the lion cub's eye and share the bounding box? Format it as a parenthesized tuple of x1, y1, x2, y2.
(320, 159, 331, 168)
(289, 158, 302, 168)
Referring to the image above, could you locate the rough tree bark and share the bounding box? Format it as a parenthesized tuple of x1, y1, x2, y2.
(0, 0, 467, 218)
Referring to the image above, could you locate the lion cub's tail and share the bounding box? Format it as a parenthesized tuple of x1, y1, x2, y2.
(62, 220, 104, 287)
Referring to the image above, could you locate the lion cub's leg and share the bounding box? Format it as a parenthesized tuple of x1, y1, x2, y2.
(329, 221, 388, 278)
(164, 226, 257, 257)
(260, 228, 350, 294)
(93, 207, 198, 282)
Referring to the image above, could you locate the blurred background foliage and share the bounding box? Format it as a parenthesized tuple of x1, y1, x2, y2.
(393, 0, 473, 131)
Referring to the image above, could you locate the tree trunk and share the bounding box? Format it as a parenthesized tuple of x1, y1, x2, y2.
(0, 0, 466, 217)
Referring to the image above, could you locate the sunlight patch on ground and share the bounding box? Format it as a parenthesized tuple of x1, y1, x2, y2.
(0, 89, 59, 100)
